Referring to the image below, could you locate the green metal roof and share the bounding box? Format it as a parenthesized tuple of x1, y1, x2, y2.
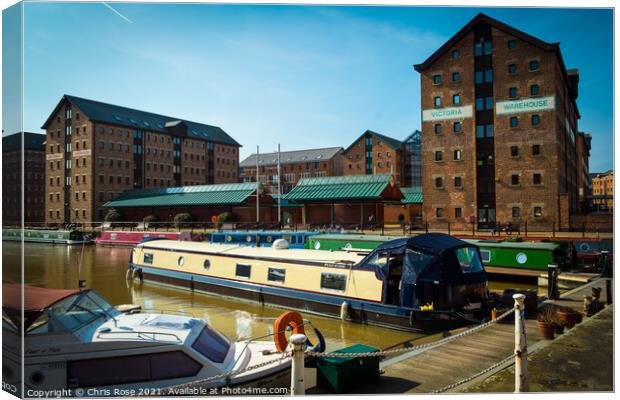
(400, 187, 423, 204)
(104, 183, 257, 208)
(282, 174, 400, 202)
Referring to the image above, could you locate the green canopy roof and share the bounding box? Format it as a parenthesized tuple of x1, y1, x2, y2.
(104, 183, 258, 208)
(282, 174, 403, 202)
(400, 187, 423, 204)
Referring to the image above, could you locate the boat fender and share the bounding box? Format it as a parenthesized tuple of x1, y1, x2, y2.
(131, 268, 144, 283)
(125, 269, 132, 281)
(273, 311, 305, 352)
(340, 301, 350, 321)
(272, 238, 289, 249)
(305, 325, 326, 353)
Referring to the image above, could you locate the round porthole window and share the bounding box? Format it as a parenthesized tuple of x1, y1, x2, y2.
(516, 253, 528, 264)
(266, 236, 273, 243)
(246, 235, 252, 242)
(226, 235, 232, 242)
(178, 256, 185, 267)
(203, 259, 210, 270)
(314, 242, 321, 250)
(579, 242, 591, 252)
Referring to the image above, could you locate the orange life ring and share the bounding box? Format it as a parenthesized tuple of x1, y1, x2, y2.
(273, 311, 305, 352)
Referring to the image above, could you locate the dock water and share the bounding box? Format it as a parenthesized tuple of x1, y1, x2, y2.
(352, 276, 612, 394)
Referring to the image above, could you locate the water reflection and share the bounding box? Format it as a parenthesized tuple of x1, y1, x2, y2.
(6, 242, 425, 351)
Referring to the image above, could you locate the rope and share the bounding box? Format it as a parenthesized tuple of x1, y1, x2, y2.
(432, 353, 516, 393)
(306, 307, 515, 359)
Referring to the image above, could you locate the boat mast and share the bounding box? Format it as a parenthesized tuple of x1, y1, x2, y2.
(256, 145, 260, 223)
(277, 143, 281, 225)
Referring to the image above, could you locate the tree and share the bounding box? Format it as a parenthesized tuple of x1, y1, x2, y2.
(174, 213, 193, 229)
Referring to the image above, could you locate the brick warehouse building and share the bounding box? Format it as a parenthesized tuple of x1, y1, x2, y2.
(239, 147, 343, 194)
(42, 95, 240, 225)
(2, 132, 46, 225)
(342, 130, 408, 186)
(414, 13, 587, 231)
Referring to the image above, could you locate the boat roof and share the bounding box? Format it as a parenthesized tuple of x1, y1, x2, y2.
(137, 240, 366, 265)
(376, 233, 472, 255)
(94, 313, 201, 345)
(463, 239, 559, 250)
(310, 234, 405, 242)
(2, 283, 83, 313)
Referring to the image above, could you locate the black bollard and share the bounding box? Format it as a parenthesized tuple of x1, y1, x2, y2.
(547, 264, 559, 300)
(606, 279, 612, 305)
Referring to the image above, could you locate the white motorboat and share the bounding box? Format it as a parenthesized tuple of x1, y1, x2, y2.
(2, 284, 320, 396)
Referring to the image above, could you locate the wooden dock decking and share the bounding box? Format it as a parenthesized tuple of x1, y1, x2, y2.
(353, 276, 612, 394)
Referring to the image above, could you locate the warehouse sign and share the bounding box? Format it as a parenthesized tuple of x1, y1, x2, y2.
(46, 153, 63, 160)
(422, 105, 473, 122)
(73, 149, 92, 157)
(496, 96, 555, 115)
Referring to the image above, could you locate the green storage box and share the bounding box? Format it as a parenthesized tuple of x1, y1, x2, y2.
(316, 344, 380, 393)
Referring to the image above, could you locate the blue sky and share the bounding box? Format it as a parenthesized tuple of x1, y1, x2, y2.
(4, 4, 614, 171)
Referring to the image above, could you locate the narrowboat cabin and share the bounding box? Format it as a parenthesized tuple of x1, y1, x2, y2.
(462, 239, 568, 274)
(2, 228, 92, 244)
(95, 231, 194, 246)
(209, 231, 323, 249)
(306, 234, 403, 251)
(129, 233, 490, 332)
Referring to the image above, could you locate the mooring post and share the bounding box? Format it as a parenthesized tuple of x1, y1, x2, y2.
(606, 278, 612, 305)
(547, 264, 559, 300)
(513, 293, 528, 393)
(290, 333, 307, 396)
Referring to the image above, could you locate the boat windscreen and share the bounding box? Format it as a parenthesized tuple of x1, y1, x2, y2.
(455, 247, 484, 274)
(192, 325, 231, 363)
(28, 292, 116, 334)
(401, 249, 436, 285)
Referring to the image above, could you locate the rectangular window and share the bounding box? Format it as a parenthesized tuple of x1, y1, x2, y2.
(434, 97, 441, 107)
(453, 122, 461, 133)
(483, 41, 492, 55)
(455, 207, 462, 218)
(510, 146, 519, 157)
(434, 124, 442, 134)
(533, 173, 542, 185)
(532, 144, 541, 155)
(435, 177, 443, 188)
(508, 64, 517, 75)
(452, 72, 460, 82)
(480, 250, 491, 262)
(510, 117, 519, 127)
(512, 207, 520, 218)
(532, 115, 541, 126)
(454, 149, 461, 160)
(433, 74, 441, 85)
(435, 151, 443, 161)
(509, 87, 517, 98)
(454, 176, 462, 187)
(511, 174, 520, 185)
(452, 49, 459, 59)
(529, 60, 539, 71)
(436, 208, 444, 218)
(530, 84, 540, 96)
(235, 263, 251, 278)
(144, 253, 154, 265)
(320, 273, 346, 292)
(453, 94, 460, 105)
(474, 42, 482, 57)
(507, 39, 517, 49)
(534, 206, 542, 217)
(267, 268, 286, 283)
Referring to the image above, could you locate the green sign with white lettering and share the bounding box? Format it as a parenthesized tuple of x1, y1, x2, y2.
(422, 105, 473, 122)
(496, 96, 555, 115)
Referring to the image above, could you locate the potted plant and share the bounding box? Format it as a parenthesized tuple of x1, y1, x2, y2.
(556, 306, 579, 329)
(536, 304, 555, 340)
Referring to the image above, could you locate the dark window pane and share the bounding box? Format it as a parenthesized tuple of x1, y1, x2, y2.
(532, 115, 541, 125)
(320, 273, 346, 291)
(509, 87, 517, 98)
(474, 42, 483, 56)
(455, 207, 462, 218)
(435, 177, 443, 187)
(433, 74, 441, 84)
(533, 173, 542, 185)
(510, 146, 519, 157)
(531, 84, 540, 96)
(452, 49, 459, 59)
(512, 207, 520, 218)
(510, 117, 519, 127)
(235, 263, 251, 278)
(452, 72, 460, 82)
(508, 64, 517, 74)
(529, 61, 539, 71)
(192, 326, 231, 363)
(436, 208, 444, 218)
(453, 122, 461, 133)
(507, 40, 517, 49)
(434, 124, 442, 134)
(532, 144, 541, 155)
(511, 174, 520, 185)
(475, 71, 483, 84)
(267, 267, 286, 283)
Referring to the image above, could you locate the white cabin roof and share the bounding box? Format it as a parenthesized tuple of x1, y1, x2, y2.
(137, 240, 366, 265)
(93, 313, 202, 345)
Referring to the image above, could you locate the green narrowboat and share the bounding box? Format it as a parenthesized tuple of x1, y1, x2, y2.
(462, 239, 567, 272)
(305, 234, 404, 251)
(2, 228, 92, 244)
